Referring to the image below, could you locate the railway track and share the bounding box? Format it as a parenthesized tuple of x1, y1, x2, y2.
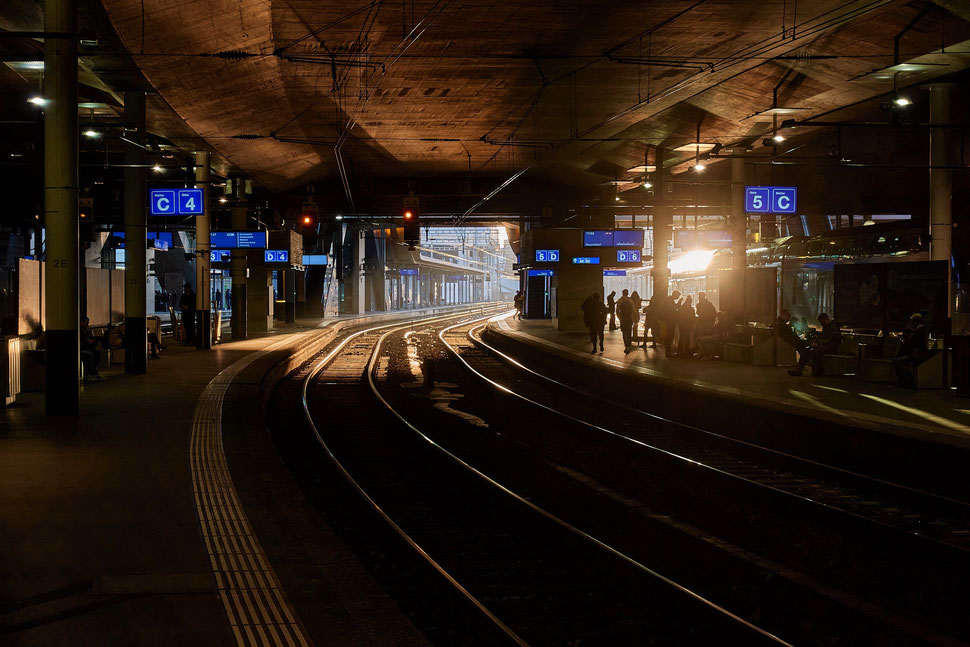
(296, 309, 786, 646)
(426, 316, 970, 644)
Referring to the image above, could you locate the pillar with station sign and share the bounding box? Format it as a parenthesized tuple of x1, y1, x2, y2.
(342, 224, 366, 314)
(230, 205, 248, 339)
(730, 155, 747, 321)
(651, 147, 671, 300)
(44, 0, 80, 414)
(123, 90, 147, 374)
(927, 83, 953, 329)
(194, 151, 211, 348)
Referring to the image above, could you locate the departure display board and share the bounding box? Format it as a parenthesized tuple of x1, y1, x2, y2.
(613, 230, 644, 248)
(210, 231, 267, 249)
(583, 230, 613, 247)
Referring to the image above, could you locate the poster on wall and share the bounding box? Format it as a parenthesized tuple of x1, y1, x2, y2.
(834, 260, 948, 333)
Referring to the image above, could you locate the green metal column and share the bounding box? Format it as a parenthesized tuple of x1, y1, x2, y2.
(44, 0, 79, 414)
(124, 90, 147, 373)
(194, 151, 211, 348)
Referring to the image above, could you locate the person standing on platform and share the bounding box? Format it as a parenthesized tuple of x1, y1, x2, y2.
(513, 290, 524, 320)
(661, 290, 681, 357)
(631, 291, 643, 344)
(215, 289, 223, 310)
(606, 291, 617, 331)
(181, 282, 197, 345)
(678, 295, 697, 356)
(642, 297, 659, 348)
(695, 292, 717, 336)
(616, 289, 636, 353)
(582, 293, 607, 354)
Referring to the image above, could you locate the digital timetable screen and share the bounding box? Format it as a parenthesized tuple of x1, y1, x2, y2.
(583, 230, 613, 247)
(210, 231, 267, 249)
(613, 229, 644, 248)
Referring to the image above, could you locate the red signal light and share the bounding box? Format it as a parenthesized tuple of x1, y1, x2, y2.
(303, 215, 312, 225)
(404, 211, 413, 220)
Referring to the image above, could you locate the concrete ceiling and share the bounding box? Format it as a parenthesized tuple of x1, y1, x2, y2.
(4, 1, 970, 201)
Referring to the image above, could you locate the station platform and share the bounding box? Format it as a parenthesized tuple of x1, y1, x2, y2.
(0, 311, 441, 646)
(485, 315, 970, 497)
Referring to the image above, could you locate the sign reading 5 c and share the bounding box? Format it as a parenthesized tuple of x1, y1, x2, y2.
(744, 186, 797, 214)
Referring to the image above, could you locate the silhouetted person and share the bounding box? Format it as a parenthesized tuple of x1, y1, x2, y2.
(582, 293, 608, 353)
(513, 290, 524, 320)
(661, 290, 681, 357)
(181, 282, 197, 345)
(696, 292, 717, 336)
(776, 308, 808, 356)
(79, 316, 104, 382)
(678, 295, 696, 356)
(606, 291, 617, 331)
(215, 289, 223, 310)
(893, 313, 930, 388)
(788, 313, 842, 376)
(642, 297, 659, 348)
(631, 291, 642, 344)
(696, 310, 735, 359)
(616, 289, 636, 353)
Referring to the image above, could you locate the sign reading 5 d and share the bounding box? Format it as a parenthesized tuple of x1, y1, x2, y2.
(150, 188, 205, 216)
(744, 186, 797, 214)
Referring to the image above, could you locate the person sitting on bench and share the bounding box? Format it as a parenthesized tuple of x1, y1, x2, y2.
(893, 313, 929, 388)
(788, 313, 842, 377)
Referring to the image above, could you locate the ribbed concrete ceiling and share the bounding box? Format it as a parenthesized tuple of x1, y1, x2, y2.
(94, 0, 970, 193)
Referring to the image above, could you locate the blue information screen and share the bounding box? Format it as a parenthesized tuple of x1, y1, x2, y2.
(148, 231, 173, 250)
(264, 250, 289, 263)
(604, 270, 627, 276)
(210, 231, 267, 249)
(302, 254, 328, 266)
(527, 269, 555, 277)
(399, 268, 419, 276)
(613, 230, 644, 248)
(572, 256, 600, 265)
(616, 249, 641, 263)
(745, 186, 797, 214)
(583, 230, 614, 247)
(535, 249, 560, 262)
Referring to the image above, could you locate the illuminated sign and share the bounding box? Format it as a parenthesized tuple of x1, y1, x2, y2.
(210, 231, 267, 249)
(613, 230, 644, 248)
(528, 269, 555, 277)
(572, 256, 600, 265)
(535, 249, 560, 262)
(604, 270, 627, 276)
(150, 188, 204, 216)
(264, 250, 289, 263)
(616, 249, 641, 263)
(209, 250, 230, 262)
(744, 186, 797, 214)
(399, 268, 419, 276)
(302, 254, 328, 266)
(583, 230, 613, 247)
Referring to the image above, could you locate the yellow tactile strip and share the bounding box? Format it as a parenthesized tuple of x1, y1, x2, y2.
(190, 343, 312, 647)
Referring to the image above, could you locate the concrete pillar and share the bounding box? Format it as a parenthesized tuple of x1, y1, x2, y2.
(731, 154, 747, 321)
(194, 151, 211, 348)
(553, 266, 602, 332)
(295, 269, 306, 318)
(247, 265, 273, 332)
(123, 90, 147, 374)
(344, 227, 365, 314)
(44, 0, 79, 415)
(927, 83, 953, 324)
(230, 205, 247, 339)
(651, 147, 671, 300)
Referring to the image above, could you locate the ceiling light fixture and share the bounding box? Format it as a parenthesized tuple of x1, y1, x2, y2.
(83, 129, 99, 138)
(894, 96, 911, 107)
(152, 164, 163, 173)
(642, 181, 653, 189)
(773, 133, 785, 143)
(694, 163, 706, 172)
(28, 96, 47, 106)
(218, 196, 228, 204)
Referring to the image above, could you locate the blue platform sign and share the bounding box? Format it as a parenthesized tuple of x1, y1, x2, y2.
(150, 188, 204, 216)
(527, 269, 555, 277)
(535, 249, 559, 262)
(616, 249, 641, 263)
(745, 186, 797, 214)
(399, 268, 419, 276)
(264, 250, 289, 263)
(209, 250, 230, 263)
(604, 270, 627, 276)
(572, 256, 600, 265)
(150, 190, 176, 215)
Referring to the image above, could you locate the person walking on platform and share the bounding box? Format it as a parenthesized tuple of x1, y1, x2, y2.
(695, 292, 717, 336)
(631, 291, 643, 344)
(181, 282, 197, 345)
(582, 293, 608, 354)
(616, 289, 636, 353)
(788, 313, 842, 376)
(606, 291, 617, 331)
(513, 290, 524, 320)
(660, 290, 682, 357)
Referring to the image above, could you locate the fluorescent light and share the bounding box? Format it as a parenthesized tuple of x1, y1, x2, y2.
(894, 96, 911, 107)
(28, 96, 47, 106)
(672, 142, 717, 154)
(83, 129, 99, 138)
(335, 215, 343, 220)
(152, 164, 163, 173)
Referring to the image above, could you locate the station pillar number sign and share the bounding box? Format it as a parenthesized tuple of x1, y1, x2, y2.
(744, 186, 797, 214)
(150, 188, 205, 216)
(264, 250, 289, 263)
